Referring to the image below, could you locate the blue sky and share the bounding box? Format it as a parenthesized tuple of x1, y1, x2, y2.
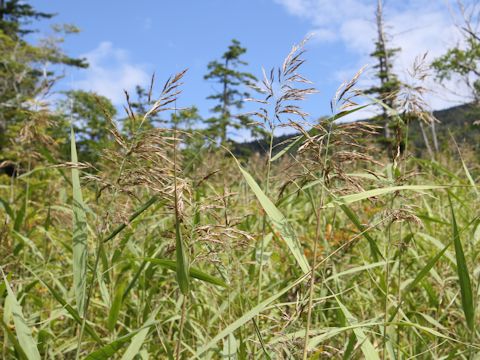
(29, 0, 474, 140)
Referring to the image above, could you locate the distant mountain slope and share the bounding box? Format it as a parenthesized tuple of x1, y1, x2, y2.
(409, 103, 480, 152)
(232, 103, 480, 157)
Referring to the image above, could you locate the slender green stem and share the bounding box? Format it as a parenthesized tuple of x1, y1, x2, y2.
(302, 205, 321, 360)
(257, 128, 275, 303)
(302, 119, 334, 360)
(173, 122, 185, 358)
(383, 205, 392, 359)
(176, 295, 187, 360)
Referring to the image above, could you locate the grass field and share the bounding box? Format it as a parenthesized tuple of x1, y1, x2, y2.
(1, 42, 480, 360)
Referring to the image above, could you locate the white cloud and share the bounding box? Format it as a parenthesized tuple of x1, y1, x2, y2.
(311, 28, 338, 42)
(74, 42, 150, 104)
(274, 0, 474, 111)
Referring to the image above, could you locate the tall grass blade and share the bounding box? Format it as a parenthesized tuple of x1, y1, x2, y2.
(144, 258, 227, 287)
(120, 309, 158, 360)
(13, 200, 26, 232)
(222, 333, 239, 359)
(334, 295, 380, 360)
(1, 319, 29, 360)
(388, 241, 451, 322)
(306, 322, 382, 350)
(325, 185, 446, 208)
(451, 132, 479, 196)
(252, 318, 271, 359)
(1, 270, 41, 360)
(448, 193, 475, 332)
(194, 264, 313, 357)
(0, 196, 14, 219)
(71, 127, 88, 314)
(84, 326, 154, 360)
(460, 157, 479, 196)
(175, 217, 189, 295)
(173, 127, 189, 296)
(12, 231, 44, 261)
(237, 165, 310, 274)
(339, 203, 382, 260)
(34, 274, 103, 344)
(102, 195, 159, 243)
(107, 280, 126, 332)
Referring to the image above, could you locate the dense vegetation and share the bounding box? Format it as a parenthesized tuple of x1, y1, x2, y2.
(1, 1, 480, 359)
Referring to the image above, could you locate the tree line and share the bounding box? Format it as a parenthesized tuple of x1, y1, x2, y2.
(0, 0, 479, 169)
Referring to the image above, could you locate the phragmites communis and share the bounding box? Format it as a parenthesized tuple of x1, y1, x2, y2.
(84, 70, 190, 205)
(279, 66, 383, 197)
(246, 37, 317, 131)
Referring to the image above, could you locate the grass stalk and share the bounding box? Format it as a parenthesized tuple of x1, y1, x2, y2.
(175, 295, 187, 360)
(256, 128, 275, 304)
(302, 118, 334, 360)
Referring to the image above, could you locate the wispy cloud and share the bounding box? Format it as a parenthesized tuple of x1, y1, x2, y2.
(74, 42, 150, 104)
(274, 0, 472, 111)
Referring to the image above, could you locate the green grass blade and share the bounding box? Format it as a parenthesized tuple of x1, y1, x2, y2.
(334, 295, 380, 360)
(325, 185, 446, 208)
(175, 217, 190, 295)
(44, 280, 102, 343)
(12, 231, 44, 261)
(71, 127, 88, 314)
(0, 196, 15, 219)
(25, 266, 103, 344)
(85, 331, 144, 360)
(1, 319, 29, 360)
(448, 193, 475, 332)
(194, 265, 312, 357)
(13, 199, 26, 232)
(413, 158, 462, 181)
(120, 309, 158, 360)
(339, 203, 382, 261)
(102, 196, 159, 243)
(388, 241, 451, 322)
(144, 258, 227, 287)
(107, 280, 126, 332)
(122, 261, 148, 302)
(460, 157, 479, 196)
(252, 318, 271, 359)
(343, 333, 356, 360)
(323, 261, 387, 283)
(306, 322, 382, 350)
(237, 165, 310, 274)
(85, 320, 157, 360)
(1, 270, 41, 360)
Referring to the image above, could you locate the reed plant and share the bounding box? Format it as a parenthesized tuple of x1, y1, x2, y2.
(0, 39, 479, 359)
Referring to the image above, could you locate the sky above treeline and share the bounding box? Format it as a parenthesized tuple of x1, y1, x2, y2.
(30, 0, 474, 140)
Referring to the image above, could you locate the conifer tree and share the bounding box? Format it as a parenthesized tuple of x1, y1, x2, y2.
(204, 39, 256, 144)
(0, 0, 52, 38)
(365, 0, 401, 139)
